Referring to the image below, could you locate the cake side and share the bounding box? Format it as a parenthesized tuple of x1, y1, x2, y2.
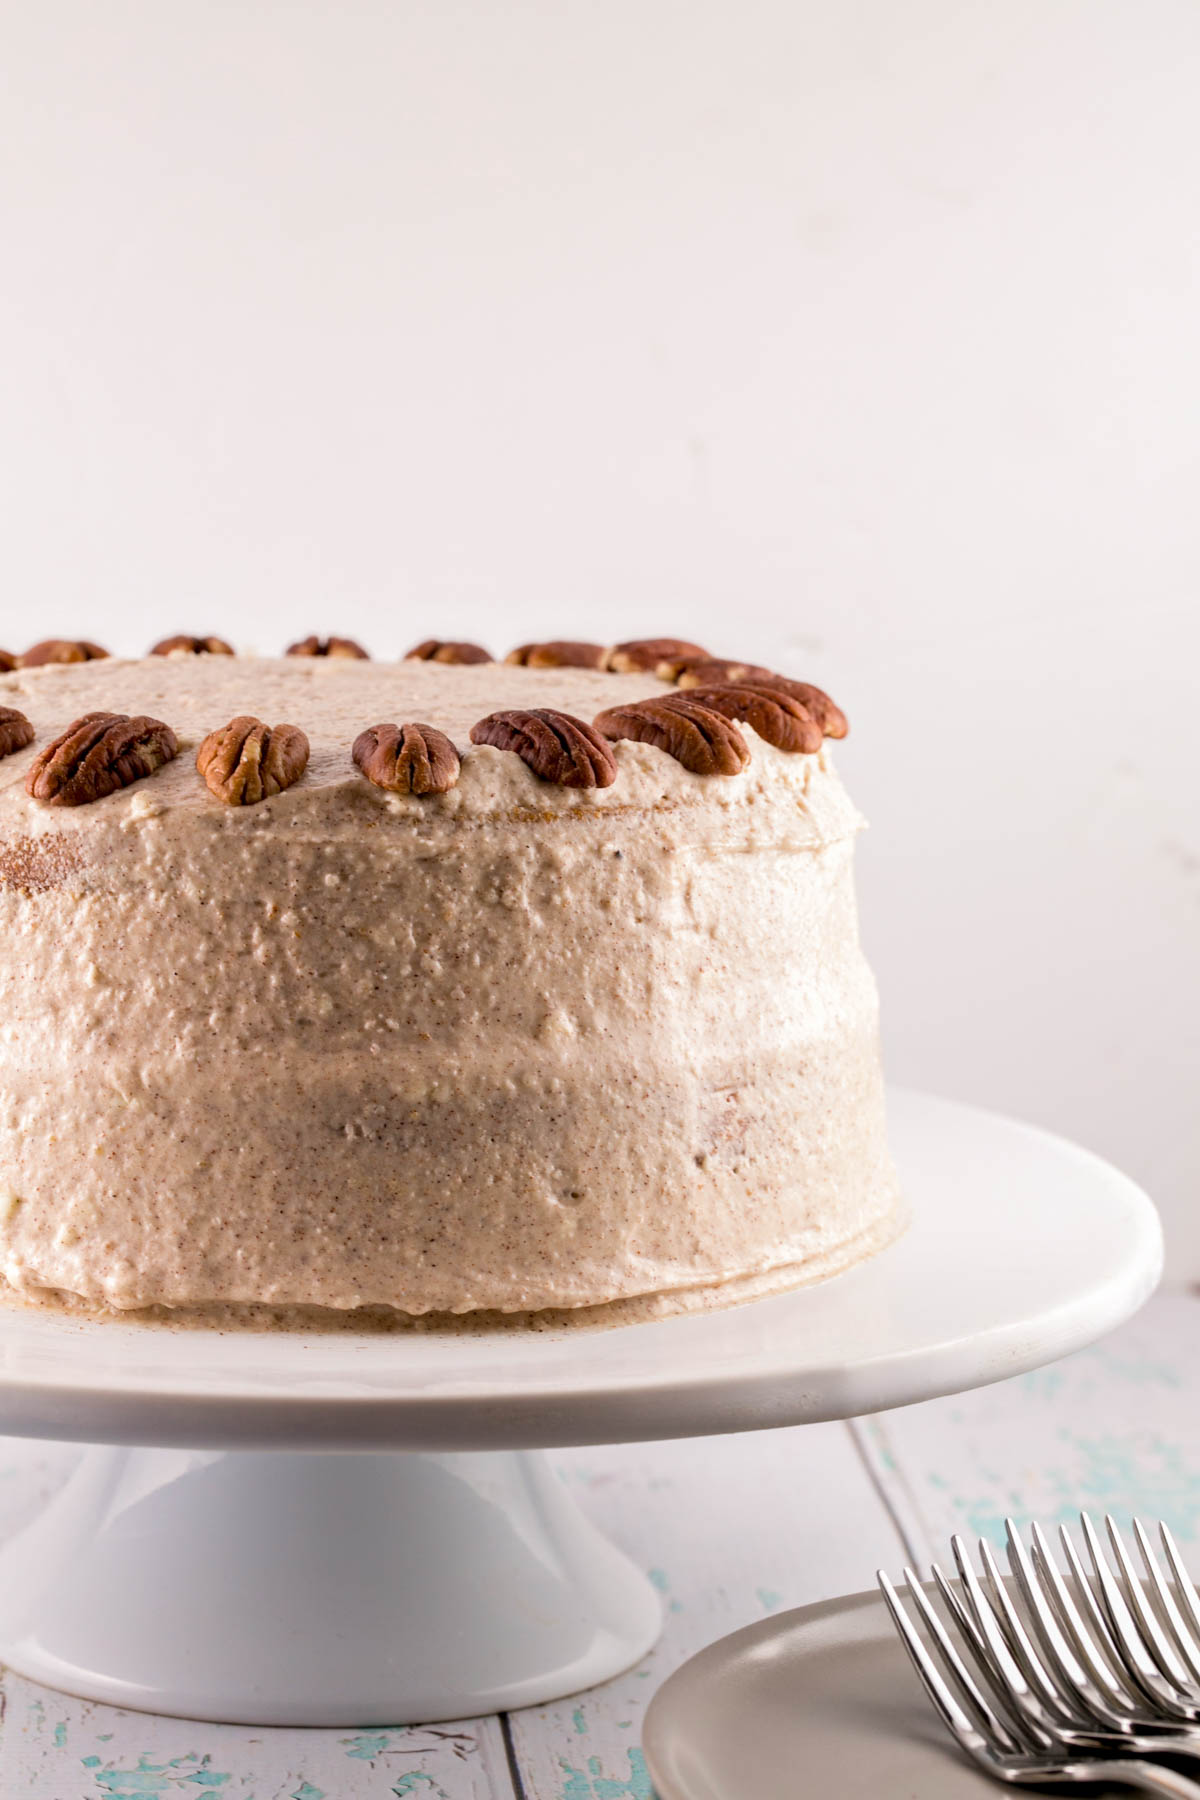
(0, 656, 900, 1321)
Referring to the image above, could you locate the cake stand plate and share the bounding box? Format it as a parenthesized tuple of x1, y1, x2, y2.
(0, 1090, 1161, 1726)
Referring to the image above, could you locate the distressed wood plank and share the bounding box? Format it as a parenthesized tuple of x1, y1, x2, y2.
(508, 1420, 905, 1800)
(855, 1292, 1200, 1562)
(0, 1687, 515, 1800)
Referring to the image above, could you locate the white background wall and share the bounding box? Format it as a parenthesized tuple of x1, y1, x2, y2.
(2, 3, 1197, 1269)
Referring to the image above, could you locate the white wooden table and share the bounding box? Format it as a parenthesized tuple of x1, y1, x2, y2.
(0, 1291, 1195, 1798)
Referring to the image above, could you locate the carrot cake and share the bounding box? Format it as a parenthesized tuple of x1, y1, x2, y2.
(0, 635, 901, 1324)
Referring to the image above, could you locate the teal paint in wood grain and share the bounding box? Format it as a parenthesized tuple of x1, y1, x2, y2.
(1085, 1342, 1183, 1389)
(939, 1430, 1200, 1545)
(1018, 1368, 1067, 1402)
(95, 1770, 172, 1796)
(756, 1587, 783, 1612)
(1051, 1433, 1200, 1540)
(53, 1721, 67, 1747)
(390, 1776, 448, 1798)
(558, 1749, 653, 1799)
(572, 1707, 588, 1735)
(647, 1566, 682, 1611)
(342, 1732, 396, 1760)
(863, 1420, 898, 1472)
(92, 1754, 232, 1798)
(291, 1784, 326, 1800)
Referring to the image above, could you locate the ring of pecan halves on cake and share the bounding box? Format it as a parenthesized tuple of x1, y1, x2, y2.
(197, 716, 310, 805)
(353, 722, 461, 796)
(470, 708, 617, 787)
(285, 635, 370, 659)
(26, 712, 179, 805)
(151, 635, 235, 657)
(593, 695, 749, 775)
(0, 649, 16, 674)
(0, 707, 35, 760)
(19, 639, 111, 668)
(505, 641, 608, 670)
(404, 639, 494, 665)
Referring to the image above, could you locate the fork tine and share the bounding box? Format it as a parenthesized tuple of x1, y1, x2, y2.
(1056, 1521, 1140, 1698)
(1028, 1522, 1141, 1713)
(1106, 1515, 1194, 1691)
(958, 1535, 1076, 1728)
(878, 1570, 990, 1750)
(932, 1550, 1052, 1746)
(1132, 1519, 1200, 1686)
(1161, 1524, 1200, 1658)
(1080, 1512, 1187, 1713)
(891, 1566, 1026, 1752)
(951, 1537, 1031, 1695)
(1006, 1519, 1101, 1701)
(930, 1557, 982, 1650)
(1005, 1521, 1134, 1731)
(927, 1559, 1024, 1727)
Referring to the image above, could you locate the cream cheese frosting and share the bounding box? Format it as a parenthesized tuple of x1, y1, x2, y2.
(0, 656, 902, 1323)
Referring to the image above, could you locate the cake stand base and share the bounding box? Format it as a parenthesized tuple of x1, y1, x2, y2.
(0, 1444, 662, 1726)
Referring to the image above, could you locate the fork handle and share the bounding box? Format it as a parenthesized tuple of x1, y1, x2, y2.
(1079, 1761, 1200, 1797)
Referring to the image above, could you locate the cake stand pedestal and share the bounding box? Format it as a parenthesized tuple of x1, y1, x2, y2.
(0, 1090, 1162, 1727)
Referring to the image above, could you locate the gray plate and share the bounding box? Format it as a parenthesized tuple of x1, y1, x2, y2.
(643, 1585, 1138, 1799)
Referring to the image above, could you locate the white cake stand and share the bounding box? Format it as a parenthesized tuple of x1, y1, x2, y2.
(0, 1090, 1161, 1727)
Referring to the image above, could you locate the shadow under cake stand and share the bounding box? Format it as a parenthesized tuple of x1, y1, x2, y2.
(0, 1089, 1162, 1727)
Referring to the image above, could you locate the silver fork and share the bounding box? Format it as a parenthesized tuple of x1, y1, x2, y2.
(1019, 1515, 1200, 1728)
(878, 1567, 1200, 1793)
(929, 1529, 1197, 1758)
(1082, 1517, 1200, 1715)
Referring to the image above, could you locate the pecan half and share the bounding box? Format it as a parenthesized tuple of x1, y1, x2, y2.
(19, 639, 110, 668)
(286, 635, 370, 659)
(470, 709, 617, 787)
(593, 695, 748, 776)
(748, 675, 847, 738)
(26, 712, 178, 806)
(676, 663, 847, 737)
(405, 639, 493, 665)
(674, 658, 776, 689)
(197, 716, 310, 805)
(674, 685, 823, 754)
(0, 649, 16, 674)
(605, 638, 709, 678)
(151, 634, 235, 657)
(353, 722, 461, 796)
(0, 707, 35, 760)
(505, 641, 608, 670)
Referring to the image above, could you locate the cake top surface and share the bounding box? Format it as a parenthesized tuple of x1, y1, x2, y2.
(0, 655, 861, 847)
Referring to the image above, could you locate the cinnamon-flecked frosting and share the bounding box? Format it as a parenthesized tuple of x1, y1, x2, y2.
(0, 657, 902, 1324)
